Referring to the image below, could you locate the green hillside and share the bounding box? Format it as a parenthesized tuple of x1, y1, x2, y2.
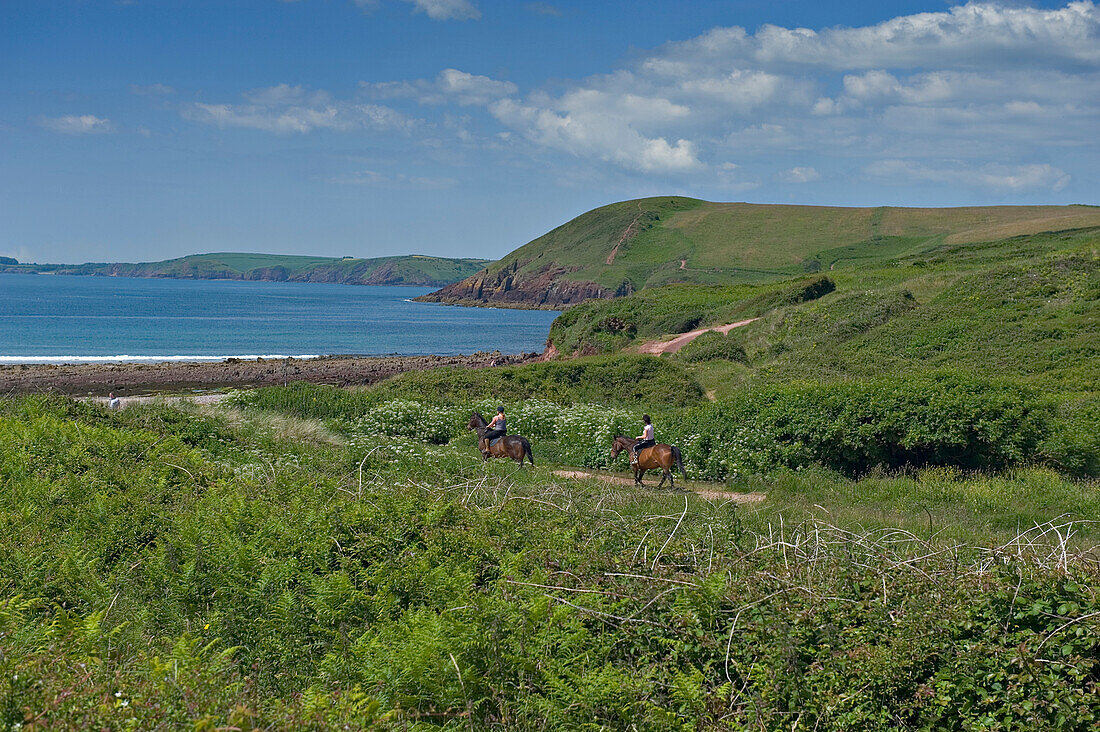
(417, 197, 1100, 307)
(6, 252, 491, 287)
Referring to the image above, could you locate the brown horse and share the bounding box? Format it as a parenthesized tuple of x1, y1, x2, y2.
(467, 411, 535, 466)
(610, 435, 687, 489)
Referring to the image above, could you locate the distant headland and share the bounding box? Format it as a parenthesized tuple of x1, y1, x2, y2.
(1, 252, 491, 288)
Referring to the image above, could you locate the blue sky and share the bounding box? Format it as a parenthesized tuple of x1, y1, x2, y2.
(2, 0, 1097, 264)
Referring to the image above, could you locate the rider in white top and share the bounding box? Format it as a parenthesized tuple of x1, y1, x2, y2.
(632, 414, 656, 465)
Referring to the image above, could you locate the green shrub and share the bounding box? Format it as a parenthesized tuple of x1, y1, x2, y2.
(352, 400, 468, 445)
(674, 330, 749, 363)
(228, 381, 376, 420)
(370, 354, 704, 407)
(1040, 394, 1100, 477)
(668, 373, 1049, 480)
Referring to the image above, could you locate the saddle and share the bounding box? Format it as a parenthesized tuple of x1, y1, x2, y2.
(488, 437, 503, 448)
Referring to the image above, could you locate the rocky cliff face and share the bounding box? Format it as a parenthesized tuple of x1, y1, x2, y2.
(415, 262, 634, 308)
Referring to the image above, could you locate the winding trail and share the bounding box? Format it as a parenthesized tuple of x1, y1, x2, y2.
(606, 203, 645, 265)
(552, 469, 766, 503)
(637, 318, 759, 355)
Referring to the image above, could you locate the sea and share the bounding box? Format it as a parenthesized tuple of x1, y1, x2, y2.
(0, 273, 559, 363)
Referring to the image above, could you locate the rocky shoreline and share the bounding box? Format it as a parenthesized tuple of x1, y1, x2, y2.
(0, 352, 538, 397)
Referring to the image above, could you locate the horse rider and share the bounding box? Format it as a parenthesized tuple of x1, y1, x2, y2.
(483, 406, 507, 444)
(631, 414, 656, 465)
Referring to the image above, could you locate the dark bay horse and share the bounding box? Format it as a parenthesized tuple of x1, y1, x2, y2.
(467, 411, 535, 466)
(610, 435, 686, 489)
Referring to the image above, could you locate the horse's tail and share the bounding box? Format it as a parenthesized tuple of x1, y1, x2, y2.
(673, 445, 687, 479)
(522, 437, 535, 466)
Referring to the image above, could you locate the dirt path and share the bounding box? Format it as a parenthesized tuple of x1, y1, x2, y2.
(637, 318, 759, 355)
(552, 469, 766, 503)
(606, 203, 645, 265)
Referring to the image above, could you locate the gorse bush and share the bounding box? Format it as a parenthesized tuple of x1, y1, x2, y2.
(668, 373, 1048, 481)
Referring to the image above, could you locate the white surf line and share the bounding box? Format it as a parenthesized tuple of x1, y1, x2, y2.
(0, 354, 323, 364)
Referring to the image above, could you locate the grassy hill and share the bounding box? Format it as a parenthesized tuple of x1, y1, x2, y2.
(417, 197, 1100, 307)
(5, 252, 491, 287)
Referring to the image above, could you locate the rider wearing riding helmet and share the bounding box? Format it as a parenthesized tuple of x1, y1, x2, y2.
(631, 414, 655, 465)
(484, 406, 507, 443)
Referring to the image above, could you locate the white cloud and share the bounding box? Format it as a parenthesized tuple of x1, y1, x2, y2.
(679, 70, 789, 111)
(185, 86, 415, 133)
(364, 69, 516, 106)
(191, 3, 1098, 194)
(242, 83, 331, 106)
(401, 0, 479, 21)
(39, 115, 113, 134)
(435, 69, 515, 104)
(865, 160, 1071, 191)
(490, 98, 701, 173)
(663, 1, 1100, 71)
(779, 167, 821, 183)
(473, 3, 1098, 183)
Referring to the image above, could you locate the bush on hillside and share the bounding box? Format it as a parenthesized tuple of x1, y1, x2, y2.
(1040, 395, 1100, 478)
(674, 330, 749, 364)
(667, 373, 1048, 480)
(370, 354, 704, 407)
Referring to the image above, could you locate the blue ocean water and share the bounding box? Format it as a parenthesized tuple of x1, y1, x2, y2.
(0, 274, 559, 363)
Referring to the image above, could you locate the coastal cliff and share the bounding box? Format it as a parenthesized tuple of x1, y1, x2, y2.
(416, 197, 1100, 308)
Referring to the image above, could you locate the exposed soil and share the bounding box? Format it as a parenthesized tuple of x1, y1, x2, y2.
(637, 318, 759, 355)
(1, 351, 538, 397)
(552, 469, 766, 503)
(606, 207, 645, 265)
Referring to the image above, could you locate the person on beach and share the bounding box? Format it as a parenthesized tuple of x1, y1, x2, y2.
(631, 414, 655, 465)
(107, 392, 121, 410)
(483, 406, 507, 443)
